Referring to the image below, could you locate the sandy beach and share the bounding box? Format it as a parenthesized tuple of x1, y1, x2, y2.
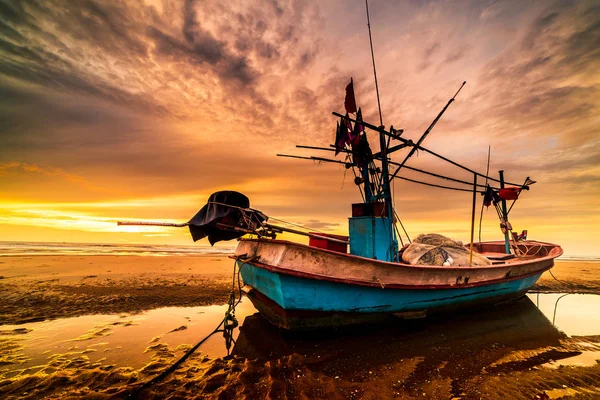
(1, 256, 599, 399)
(0, 255, 234, 325)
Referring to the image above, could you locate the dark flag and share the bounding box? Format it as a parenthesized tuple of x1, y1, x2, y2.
(344, 112, 353, 144)
(344, 78, 357, 114)
(352, 132, 372, 167)
(335, 114, 354, 155)
(350, 107, 364, 146)
(334, 121, 344, 155)
(483, 185, 500, 208)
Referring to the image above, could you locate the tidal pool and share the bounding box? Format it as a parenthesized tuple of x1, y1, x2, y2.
(1, 293, 599, 380)
(0, 300, 258, 375)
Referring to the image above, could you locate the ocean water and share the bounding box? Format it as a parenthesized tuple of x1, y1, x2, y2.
(0, 241, 597, 260)
(0, 241, 236, 257)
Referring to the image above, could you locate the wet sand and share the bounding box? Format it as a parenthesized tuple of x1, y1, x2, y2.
(0, 256, 599, 399)
(533, 260, 600, 294)
(0, 255, 235, 325)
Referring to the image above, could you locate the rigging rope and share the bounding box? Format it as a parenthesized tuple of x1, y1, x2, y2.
(394, 208, 411, 244)
(413, 145, 527, 187)
(393, 161, 501, 190)
(394, 175, 486, 193)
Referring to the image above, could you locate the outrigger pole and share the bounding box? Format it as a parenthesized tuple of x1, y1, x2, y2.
(117, 220, 349, 245)
(294, 144, 506, 191)
(118, 221, 188, 227)
(330, 112, 531, 189)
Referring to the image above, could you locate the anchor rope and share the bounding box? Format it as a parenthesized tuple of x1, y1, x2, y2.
(127, 256, 251, 399)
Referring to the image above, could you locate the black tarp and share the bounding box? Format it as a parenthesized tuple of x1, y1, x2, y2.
(188, 191, 257, 245)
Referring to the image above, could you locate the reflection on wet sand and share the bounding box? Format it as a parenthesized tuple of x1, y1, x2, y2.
(1, 295, 599, 399)
(234, 297, 564, 395)
(531, 293, 600, 336)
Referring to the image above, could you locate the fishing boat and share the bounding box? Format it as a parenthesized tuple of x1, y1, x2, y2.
(119, 89, 562, 329)
(118, 5, 562, 330)
(234, 238, 561, 329)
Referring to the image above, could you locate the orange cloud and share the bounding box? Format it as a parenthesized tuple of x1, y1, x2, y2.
(0, 1, 598, 257)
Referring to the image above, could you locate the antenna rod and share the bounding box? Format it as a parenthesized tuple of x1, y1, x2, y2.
(365, 0, 383, 126)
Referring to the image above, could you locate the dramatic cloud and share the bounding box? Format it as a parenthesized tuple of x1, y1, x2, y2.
(0, 0, 598, 255)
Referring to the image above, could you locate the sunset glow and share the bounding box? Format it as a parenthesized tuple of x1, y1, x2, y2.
(0, 1, 598, 256)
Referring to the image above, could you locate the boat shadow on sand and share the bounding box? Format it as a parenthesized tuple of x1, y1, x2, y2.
(231, 296, 583, 396)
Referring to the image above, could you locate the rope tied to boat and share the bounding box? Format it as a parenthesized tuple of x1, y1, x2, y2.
(127, 254, 256, 399)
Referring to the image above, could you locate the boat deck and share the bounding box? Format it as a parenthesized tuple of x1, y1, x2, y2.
(473, 240, 554, 265)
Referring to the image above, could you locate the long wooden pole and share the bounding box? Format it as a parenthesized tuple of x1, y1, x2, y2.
(265, 224, 348, 244)
(331, 112, 530, 188)
(118, 220, 348, 245)
(307, 144, 502, 190)
(469, 173, 477, 266)
(117, 221, 188, 227)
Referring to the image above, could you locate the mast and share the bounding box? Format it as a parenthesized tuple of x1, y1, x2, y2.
(276, 5, 535, 262)
(366, 0, 397, 260)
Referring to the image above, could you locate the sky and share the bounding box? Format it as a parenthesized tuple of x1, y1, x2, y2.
(0, 0, 598, 257)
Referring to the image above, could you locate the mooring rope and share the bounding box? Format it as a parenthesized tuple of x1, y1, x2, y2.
(128, 256, 252, 399)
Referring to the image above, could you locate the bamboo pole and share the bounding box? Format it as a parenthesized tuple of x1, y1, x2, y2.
(331, 112, 531, 188)
(117, 221, 188, 227)
(277, 154, 352, 166)
(469, 173, 477, 266)
(265, 224, 348, 244)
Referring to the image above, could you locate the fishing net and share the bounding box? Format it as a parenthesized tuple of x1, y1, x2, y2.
(401, 233, 491, 266)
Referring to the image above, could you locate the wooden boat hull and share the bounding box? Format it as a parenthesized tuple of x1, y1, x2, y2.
(234, 238, 562, 329)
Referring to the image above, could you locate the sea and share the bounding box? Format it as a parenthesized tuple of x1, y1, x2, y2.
(0, 241, 236, 257)
(0, 241, 597, 260)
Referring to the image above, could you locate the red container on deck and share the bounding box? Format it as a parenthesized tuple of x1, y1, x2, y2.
(309, 233, 349, 253)
(352, 202, 387, 217)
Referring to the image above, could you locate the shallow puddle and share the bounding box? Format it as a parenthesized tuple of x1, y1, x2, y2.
(0, 300, 257, 374)
(1, 293, 599, 387)
(543, 351, 600, 369)
(529, 292, 600, 336)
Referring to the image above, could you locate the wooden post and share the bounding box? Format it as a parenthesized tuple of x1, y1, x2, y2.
(499, 170, 511, 254)
(469, 173, 477, 266)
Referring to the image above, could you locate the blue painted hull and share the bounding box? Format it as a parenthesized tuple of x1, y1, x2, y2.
(239, 260, 542, 320)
